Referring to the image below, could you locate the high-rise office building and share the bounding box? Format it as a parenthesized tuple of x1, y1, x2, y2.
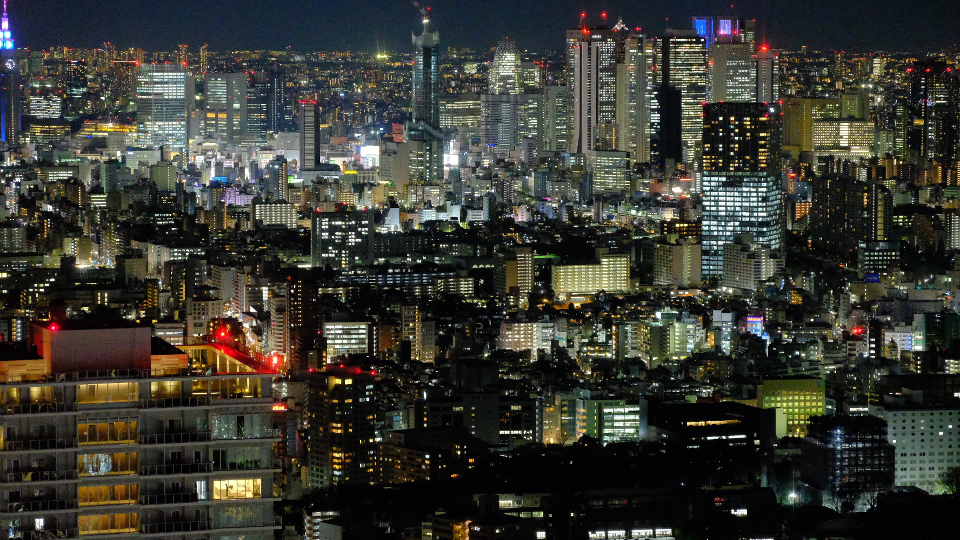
(310, 210, 375, 269)
(700, 102, 783, 276)
(567, 16, 651, 158)
(658, 29, 708, 163)
(202, 72, 247, 143)
(488, 38, 520, 95)
(617, 33, 654, 163)
(756, 45, 780, 103)
(540, 85, 568, 153)
(0, 1, 20, 147)
(566, 18, 623, 153)
(246, 72, 270, 138)
(0, 320, 280, 539)
(264, 155, 288, 201)
(298, 100, 320, 171)
(267, 64, 294, 133)
(708, 41, 756, 102)
(408, 15, 443, 184)
(480, 93, 539, 158)
(136, 64, 194, 155)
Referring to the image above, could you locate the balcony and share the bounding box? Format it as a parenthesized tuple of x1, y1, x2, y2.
(1, 402, 78, 415)
(139, 492, 204, 505)
(140, 431, 212, 445)
(139, 396, 212, 409)
(2, 437, 78, 452)
(5, 498, 79, 512)
(19, 528, 79, 539)
(213, 460, 269, 472)
(0, 469, 79, 483)
(139, 462, 213, 476)
(139, 521, 210, 535)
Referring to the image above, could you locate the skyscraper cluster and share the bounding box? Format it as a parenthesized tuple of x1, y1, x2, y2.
(2, 4, 960, 540)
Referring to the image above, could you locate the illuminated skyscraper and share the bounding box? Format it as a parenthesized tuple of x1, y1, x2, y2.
(408, 14, 443, 184)
(701, 102, 783, 276)
(567, 16, 623, 153)
(708, 41, 756, 102)
(136, 64, 194, 155)
(617, 32, 654, 163)
(756, 44, 780, 103)
(489, 38, 520, 95)
(659, 29, 707, 162)
(299, 99, 320, 170)
(0, 0, 20, 147)
(202, 72, 247, 143)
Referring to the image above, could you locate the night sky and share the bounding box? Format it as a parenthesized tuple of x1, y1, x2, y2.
(16, 0, 960, 53)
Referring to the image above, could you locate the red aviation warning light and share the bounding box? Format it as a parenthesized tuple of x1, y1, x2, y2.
(49, 323, 59, 332)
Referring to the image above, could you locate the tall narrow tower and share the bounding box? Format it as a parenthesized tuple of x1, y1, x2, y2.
(408, 7, 443, 184)
(0, 0, 20, 147)
(566, 14, 625, 153)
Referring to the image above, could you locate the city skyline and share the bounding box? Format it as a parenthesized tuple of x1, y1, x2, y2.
(14, 0, 960, 53)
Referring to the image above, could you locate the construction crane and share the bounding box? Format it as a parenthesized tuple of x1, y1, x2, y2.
(408, 0, 432, 26)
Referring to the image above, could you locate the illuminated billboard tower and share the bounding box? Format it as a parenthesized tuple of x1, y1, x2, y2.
(0, 0, 20, 147)
(407, 5, 443, 184)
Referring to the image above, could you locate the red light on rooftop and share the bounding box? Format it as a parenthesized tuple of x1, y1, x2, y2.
(851, 325, 865, 336)
(601, 11, 607, 18)
(760, 45, 769, 52)
(582, 27, 589, 35)
(49, 323, 59, 332)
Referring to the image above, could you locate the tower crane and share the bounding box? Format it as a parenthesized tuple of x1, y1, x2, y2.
(408, 0, 432, 26)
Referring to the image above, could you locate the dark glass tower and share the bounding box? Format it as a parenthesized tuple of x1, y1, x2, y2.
(0, 0, 20, 148)
(407, 14, 443, 184)
(906, 59, 960, 167)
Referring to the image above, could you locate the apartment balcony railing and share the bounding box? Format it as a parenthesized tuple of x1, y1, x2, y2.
(5, 498, 79, 512)
(139, 462, 213, 476)
(0, 469, 79, 483)
(138, 492, 204, 505)
(140, 431, 212, 445)
(1, 402, 77, 415)
(139, 396, 212, 409)
(139, 520, 210, 534)
(1, 437, 78, 452)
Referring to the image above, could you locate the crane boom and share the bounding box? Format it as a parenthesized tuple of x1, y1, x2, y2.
(408, 0, 431, 23)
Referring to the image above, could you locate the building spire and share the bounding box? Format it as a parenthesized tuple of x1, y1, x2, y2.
(1, 0, 13, 51)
